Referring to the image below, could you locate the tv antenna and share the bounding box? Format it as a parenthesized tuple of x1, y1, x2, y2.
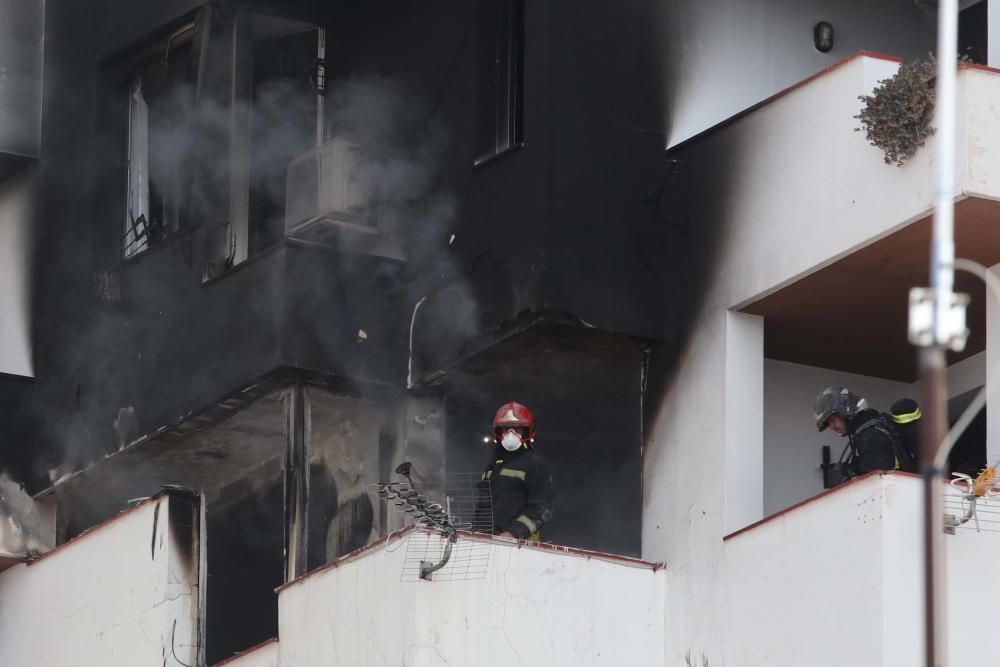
(370, 461, 492, 581)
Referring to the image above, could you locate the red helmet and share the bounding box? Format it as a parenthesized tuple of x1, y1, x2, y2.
(493, 402, 535, 443)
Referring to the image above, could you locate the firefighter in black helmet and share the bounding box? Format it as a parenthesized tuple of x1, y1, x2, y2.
(814, 386, 910, 487)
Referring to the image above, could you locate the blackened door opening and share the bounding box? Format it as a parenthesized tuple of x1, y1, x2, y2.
(205, 480, 285, 665)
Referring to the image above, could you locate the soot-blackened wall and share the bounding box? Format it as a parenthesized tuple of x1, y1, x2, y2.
(5, 0, 674, 502)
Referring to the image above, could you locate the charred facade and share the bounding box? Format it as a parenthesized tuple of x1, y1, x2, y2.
(0, 0, 673, 662)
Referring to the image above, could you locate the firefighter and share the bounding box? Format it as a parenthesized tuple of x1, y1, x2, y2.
(814, 386, 910, 486)
(889, 398, 921, 466)
(478, 401, 554, 541)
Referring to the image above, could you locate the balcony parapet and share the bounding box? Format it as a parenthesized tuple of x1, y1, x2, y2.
(664, 51, 1000, 312)
(273, 527, 666, 665)
(0, 490, 201, 666)
(721, 470, 1000, 666)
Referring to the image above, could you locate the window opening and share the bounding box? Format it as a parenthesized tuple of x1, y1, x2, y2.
(197, 11, 323, 276)
(474, 0, 524, 164)
(124, 27, 197, 259)
(247, 22, 323, 255)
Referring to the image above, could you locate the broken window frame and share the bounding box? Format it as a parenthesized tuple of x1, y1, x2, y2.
(120, 9, 210, 261)
(220, 10, 327, 273)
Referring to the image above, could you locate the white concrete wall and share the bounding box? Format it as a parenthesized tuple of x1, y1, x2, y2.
(987, 264, 1000, 465)
(0, 168, 34, 377)
(706, 54, 941, 310)
(763, 359, 912, 515)
(723, 474, 886, 666)
(724, 472, 1000, 666)
(665, 0, 936, 146)
(276, 534, 666, 666)
(725, 311, 764, 531)
(0, 495, 199, 666)
(962, 68, 1000, 199)
(990, 0, 1000, 68)
(222, 640, 279, 667)
(664, 53, 969, 338)
(941, 350, 986, 401)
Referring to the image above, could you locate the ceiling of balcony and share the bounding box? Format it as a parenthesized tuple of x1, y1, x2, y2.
(742, 197, 1000, 383)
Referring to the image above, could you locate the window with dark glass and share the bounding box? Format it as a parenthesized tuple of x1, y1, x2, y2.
(475, 0, 524, 164)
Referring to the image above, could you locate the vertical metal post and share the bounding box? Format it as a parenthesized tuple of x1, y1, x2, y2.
(933, 1, 958, 323)
(920, 347, 948, 667)
(316, 27, 327, 147)
(923, 2, 959, 665)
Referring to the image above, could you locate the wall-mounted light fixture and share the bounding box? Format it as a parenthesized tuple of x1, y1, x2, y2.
(814, 21, 834, 53)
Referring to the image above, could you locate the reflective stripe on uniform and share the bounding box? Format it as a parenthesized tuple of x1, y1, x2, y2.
(515, 515, 538, 533)
(892, 408, 922, 424)
(500, 468, 526, 480)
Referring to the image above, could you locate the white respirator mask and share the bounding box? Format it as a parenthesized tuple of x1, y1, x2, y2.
(500, 430, 523, 452)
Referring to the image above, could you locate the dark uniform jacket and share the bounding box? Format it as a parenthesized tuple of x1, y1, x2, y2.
(846, 409, 901, 476)
(478, 446, 555, 540)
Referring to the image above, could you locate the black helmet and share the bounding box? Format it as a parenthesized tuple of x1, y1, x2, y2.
(890, 398, 921, 425)
(813, 386, 868, 432)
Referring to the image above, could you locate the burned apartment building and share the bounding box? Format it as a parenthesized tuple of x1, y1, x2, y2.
(10, 0, 1000, 665)
(13, 0, 1000, 667)
(0, 0, 671, 662)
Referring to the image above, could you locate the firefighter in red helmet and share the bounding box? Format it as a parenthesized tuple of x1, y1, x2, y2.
(477, 401, 555, 540)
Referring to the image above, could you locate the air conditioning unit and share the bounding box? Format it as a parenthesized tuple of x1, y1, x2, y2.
(284, 137, 405, 260)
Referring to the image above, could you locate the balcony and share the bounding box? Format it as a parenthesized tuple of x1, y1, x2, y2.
(722, 471, 1000, 666)
(0, 491, 201, 665)
(657, 52, 1000, 529)
(666, 52, 1000, 371)
(0, 491, 665, 666)
(230, 528, 665, 666)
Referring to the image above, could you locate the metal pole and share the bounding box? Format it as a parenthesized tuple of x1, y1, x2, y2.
(920, 347, 947, 667)
(933, 1, 958, 316)
(924, 2, 959, 665)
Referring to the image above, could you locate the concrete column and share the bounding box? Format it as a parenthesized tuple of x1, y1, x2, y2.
(986, 263, 1000, 465)
(990, 0, 1000, 68)
(724, 310, 764, 533)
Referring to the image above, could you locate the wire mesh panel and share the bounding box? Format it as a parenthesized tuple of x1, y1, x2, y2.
(943, 468, 1000, 533)
(370, 469, 493, 581)
(399, 525, 491, 582)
